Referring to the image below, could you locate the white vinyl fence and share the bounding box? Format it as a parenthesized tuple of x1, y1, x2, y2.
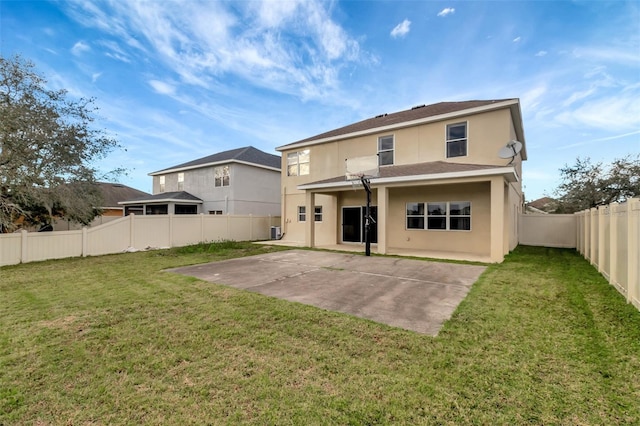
(519, 214, 577, 248)
(575, 198, 640, 310)
(0, 214, 280, 267)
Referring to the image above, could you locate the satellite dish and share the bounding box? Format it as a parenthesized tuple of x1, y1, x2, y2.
(498, 140, 523, 164)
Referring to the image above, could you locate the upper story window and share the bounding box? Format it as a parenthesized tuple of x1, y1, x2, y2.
(159, 175, 165, 192)
(446, 122, 467, 158)
(287, 150, 310, 176)
(177, 172, 184, 191)
(378, 135, 394, 166)
(215, 165, 230, 187)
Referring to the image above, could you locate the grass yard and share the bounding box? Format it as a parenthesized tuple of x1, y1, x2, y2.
(1, 243, 639, 425)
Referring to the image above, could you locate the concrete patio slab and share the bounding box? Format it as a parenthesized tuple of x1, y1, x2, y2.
(168, 250, 486, 335)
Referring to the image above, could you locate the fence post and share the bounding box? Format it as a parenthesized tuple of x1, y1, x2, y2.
(200, 213, 205, 243)
(598, 206, 606, 273)
(249, 214, 253, 241)
(169, 214, 174, 247)
(628, 198, 639, 305)
(609, 203, 618, 287)
(82, 227, 88, 257)
(20, 230, 28, 264)
(589, 207, 597, 265)
(129, 213, 135, 249)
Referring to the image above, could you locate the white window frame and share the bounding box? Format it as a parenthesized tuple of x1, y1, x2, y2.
(159, 175, 165, 193)
(405, 201, 471, 231)
(446, 122, 468, 158)
(378, 135, 394, 166)
(214, 165, 230, 187)
(287, 150, 310, 176)
(298, 205, 323, 222)
(177, 172, 184, 191)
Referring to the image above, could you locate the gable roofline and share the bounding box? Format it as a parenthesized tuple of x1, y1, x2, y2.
(276, 99, 527, 160)
(149, 146, 281, 176)
(149, 159, 280, 176)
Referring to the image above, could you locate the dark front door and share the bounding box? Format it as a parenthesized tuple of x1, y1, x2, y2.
(342, 206, 377, 243)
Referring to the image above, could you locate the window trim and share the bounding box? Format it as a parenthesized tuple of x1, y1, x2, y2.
(378, 135, 394, 166)
(405, 201, 472, 231)
(159, 175, 165, 193)
(298, 205, 323, 222)
(445, 121, 468, 158)
(214, 165, 230, 187)
(177, 172, 184, 191)
(287, 149, 310, 176)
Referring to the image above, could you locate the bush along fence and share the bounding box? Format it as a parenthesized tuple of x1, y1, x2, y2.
(0, 214, 281, 266)
(575, 198, 640, 310)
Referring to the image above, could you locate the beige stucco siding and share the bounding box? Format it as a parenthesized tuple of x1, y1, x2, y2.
(385, 183, 491, 256)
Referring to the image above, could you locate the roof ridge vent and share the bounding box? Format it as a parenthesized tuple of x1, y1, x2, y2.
(411, 104, 426, 110)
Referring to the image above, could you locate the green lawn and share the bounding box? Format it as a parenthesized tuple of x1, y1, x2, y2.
(1, 243, 639, 425)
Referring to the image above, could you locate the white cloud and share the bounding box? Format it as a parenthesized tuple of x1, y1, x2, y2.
(555, 94, 640, 131)
(149, 80, 176, 95)
(71, 40, 90, 55)
(63, 0, 363, 101)
(437, 8, 455, 17)
(91, 72, 102, 83)
(513, 36, 521, 43)
(558, 130, 640, 150)
(390, 19, 411, 38)
(535, 50, 547, 57)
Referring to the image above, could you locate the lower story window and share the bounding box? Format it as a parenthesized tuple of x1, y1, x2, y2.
(209, 210, 223, 215)
(298, 206, 322, 222)
(406, 201, 471, 231)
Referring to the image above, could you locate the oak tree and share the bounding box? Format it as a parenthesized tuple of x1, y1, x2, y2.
(554, 155, 640, 213)
(1, 55, 121, 232)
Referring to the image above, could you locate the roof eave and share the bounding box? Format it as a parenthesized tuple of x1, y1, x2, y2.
(277, 99, 521, 152)
(297, 167, 519, 191)
(118, 198, 204, 205)
(149, 159, 280, 176)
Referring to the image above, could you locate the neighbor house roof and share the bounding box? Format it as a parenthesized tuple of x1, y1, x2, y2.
(118, 191, 202, 205)
(150, 146, 281, 175)
(298, 161, 519, 191)
(277, 99, 526, 160)
(97, 182, 150, 209)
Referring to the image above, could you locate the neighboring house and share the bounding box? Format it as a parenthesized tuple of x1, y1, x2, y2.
(276, 99, 527, 263)
(119, 146, 281, 216)
(526, 196, 560, 214)
(52, 182, 150, 231)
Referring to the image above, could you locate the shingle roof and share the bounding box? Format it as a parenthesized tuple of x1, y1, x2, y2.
(97, 182, 150, 208)
(279, 99, 516, 148)
(119, 191, 202, 204)
(301, 161, 511, 187)
(151, 146, 280, 175)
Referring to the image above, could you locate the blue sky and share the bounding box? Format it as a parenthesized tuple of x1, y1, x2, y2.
(1, 0, 638, 200)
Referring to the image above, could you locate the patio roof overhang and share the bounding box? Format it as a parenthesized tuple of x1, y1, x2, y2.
(297, 161, 519, 191)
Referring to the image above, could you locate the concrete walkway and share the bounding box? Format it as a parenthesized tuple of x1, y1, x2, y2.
(168, 250, 486, 335)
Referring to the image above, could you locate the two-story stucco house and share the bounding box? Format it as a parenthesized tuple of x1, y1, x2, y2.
(276, 99, 527, 263)
(119, 146, 281, 216)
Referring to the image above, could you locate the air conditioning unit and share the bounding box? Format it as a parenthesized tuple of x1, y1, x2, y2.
(270, 226, 281, 240)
